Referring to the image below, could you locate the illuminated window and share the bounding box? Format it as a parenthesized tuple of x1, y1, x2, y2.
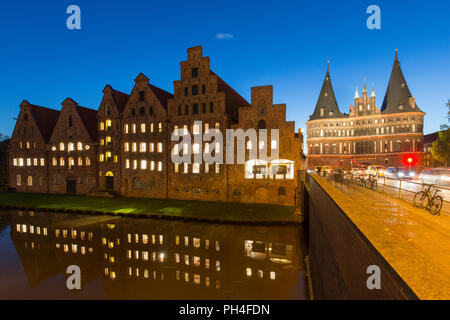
(99, 154, 104, 162)
(106, 136, 112, 145)
(132, 142, 137, 152)
(77, 157, 83, 166)
(124, 124, 129, 134)
(156, 142, 162, 153)
(270, 271, 276, 280)
(215, 122, 220, 129)
(183, 163, 188, 173)
(175, 235, 180, 245)
(193, 143, 200, 154)
(139, 142, 147, 152)
(150, 123, 154, 133)
(142, 251, 149, 261)
(193, 124, 200, 135)
(27, 176, 33, 187)
(132, 123, 136, 133)
(158, 122, 162, 132)
(59, 143, 65, 151)
(215, 163, 220, 174)
(132, 160, 137, 170)
(193, 163, 200, 173)
(205, 164, 209, 173)
(100, 139, 105, 146)
(33, 158, 38, 166)
(13, 158, 17, 166)
(157, 161, 162, 171)
(140, 123, 146, 133)
(246, 268, 252, 277)
(174, 163, 179, 173)
(18, 158, 24, 167)
(85, 157, 91, 166)
(124, 142, 129, 152)
(100, 121, 105, 130)
(141, 160, 147, 170)
(106, 119, 112, 128)
(184, 255, 190, 265)
(183, 125, 188, 135)
(60, 157, 65, 166)
(68, 143, 74, 151)
(194, 274, 200, 284)
(184, 236, 189, 246)
(149, 143, 154, 152)
(77, 142, 83, 150)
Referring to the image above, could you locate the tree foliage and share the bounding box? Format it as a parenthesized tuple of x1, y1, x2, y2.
(431, 101, 450, 167)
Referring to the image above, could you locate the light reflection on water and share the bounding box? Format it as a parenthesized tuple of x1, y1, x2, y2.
(0, 210, 307, 300)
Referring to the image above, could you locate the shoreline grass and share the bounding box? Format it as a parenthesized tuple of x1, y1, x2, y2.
(0, 192, 301, 224)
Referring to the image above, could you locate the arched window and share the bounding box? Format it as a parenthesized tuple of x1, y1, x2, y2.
(77, 142, 83, 150)
(331, 145, 337, 154)
(85, 157, 91, 166)
(314, 145, 319, 154)
(324, 145, 330, 154)
(59, 143, 65, 151)
(258, 119, 266, 130)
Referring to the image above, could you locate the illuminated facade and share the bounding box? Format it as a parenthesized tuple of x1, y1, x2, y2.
(306, 51, 425, 170)
(8, 46, 304, 206)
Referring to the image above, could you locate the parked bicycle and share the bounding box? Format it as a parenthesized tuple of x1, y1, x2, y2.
(366, 174, 377, 191)
(414, 184, 444, 215)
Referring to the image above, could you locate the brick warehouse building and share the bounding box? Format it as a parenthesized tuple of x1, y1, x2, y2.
(8, 46, 304, 206)
(306, 50, 425, 171)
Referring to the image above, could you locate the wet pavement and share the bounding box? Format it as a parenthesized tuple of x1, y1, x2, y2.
(321, 175, 450, 299)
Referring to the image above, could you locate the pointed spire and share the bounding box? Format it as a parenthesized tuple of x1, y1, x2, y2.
(381, 50, 422, 113)
(354, 87, 360, 99)
(309, 62, 344, 120)
(362, 78, 367, 93)
(326, 57, 330, 73)
(371, 86, 376, 98)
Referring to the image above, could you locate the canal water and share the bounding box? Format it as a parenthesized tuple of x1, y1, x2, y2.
(0, 209, 307, 300)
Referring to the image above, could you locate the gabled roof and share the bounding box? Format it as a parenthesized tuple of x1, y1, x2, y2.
(111, 88, 129, 113)
(74, 105, 98, 141)
(210, 70, 250, 108)
(148, 84, 173, 110)
(309, 64, 344, 120)
(381, 50, 422, 114)
(25, 102, 60, 143)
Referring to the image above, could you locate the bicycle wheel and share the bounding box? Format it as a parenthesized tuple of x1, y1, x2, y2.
(372, 180, 377, 191)
(429, 196, 443, 216)
(414, 191, 427, 208)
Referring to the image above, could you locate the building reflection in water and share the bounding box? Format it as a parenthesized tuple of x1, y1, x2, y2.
(7, 209, 306, 299)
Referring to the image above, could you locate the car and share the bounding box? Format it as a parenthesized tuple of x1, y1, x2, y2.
(352, 166, 367, 176)
(386, 167, 416, 180)
(367, 165, 386, 177)
(314, 166, 333, 176)
(419, 168, 450, 187)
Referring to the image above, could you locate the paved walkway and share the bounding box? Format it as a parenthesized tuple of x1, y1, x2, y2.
(328, 178, 450, 299)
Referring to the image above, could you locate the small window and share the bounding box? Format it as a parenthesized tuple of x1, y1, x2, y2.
(185, 105, 189, 115)
(149, 107, 154, 116)
(258, 119, 266, 130)
(192, 68, 198, 78)
(192, 85, 198, 96)
(139, 107, 145, 116)
(210, 102, 214, 113)
(259, 106, 265, 115)
(139, 91, 145, 101)
(193, 103, 198, 114)
(202, 85, 206, 94)
(184, 87, 188, 96)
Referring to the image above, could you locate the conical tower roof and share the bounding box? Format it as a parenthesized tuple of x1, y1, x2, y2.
(381, 50, 422, 113)
(309, 62, 344, 120)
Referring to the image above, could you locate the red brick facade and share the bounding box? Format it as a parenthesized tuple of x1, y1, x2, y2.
(306, 52, 425, 171)
(8, 46, 304, 206)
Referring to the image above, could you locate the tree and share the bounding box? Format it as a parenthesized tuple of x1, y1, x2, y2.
(431, 100, 450, 167)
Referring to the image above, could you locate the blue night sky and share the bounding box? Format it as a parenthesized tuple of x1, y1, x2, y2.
(0, 0, 449, 137)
